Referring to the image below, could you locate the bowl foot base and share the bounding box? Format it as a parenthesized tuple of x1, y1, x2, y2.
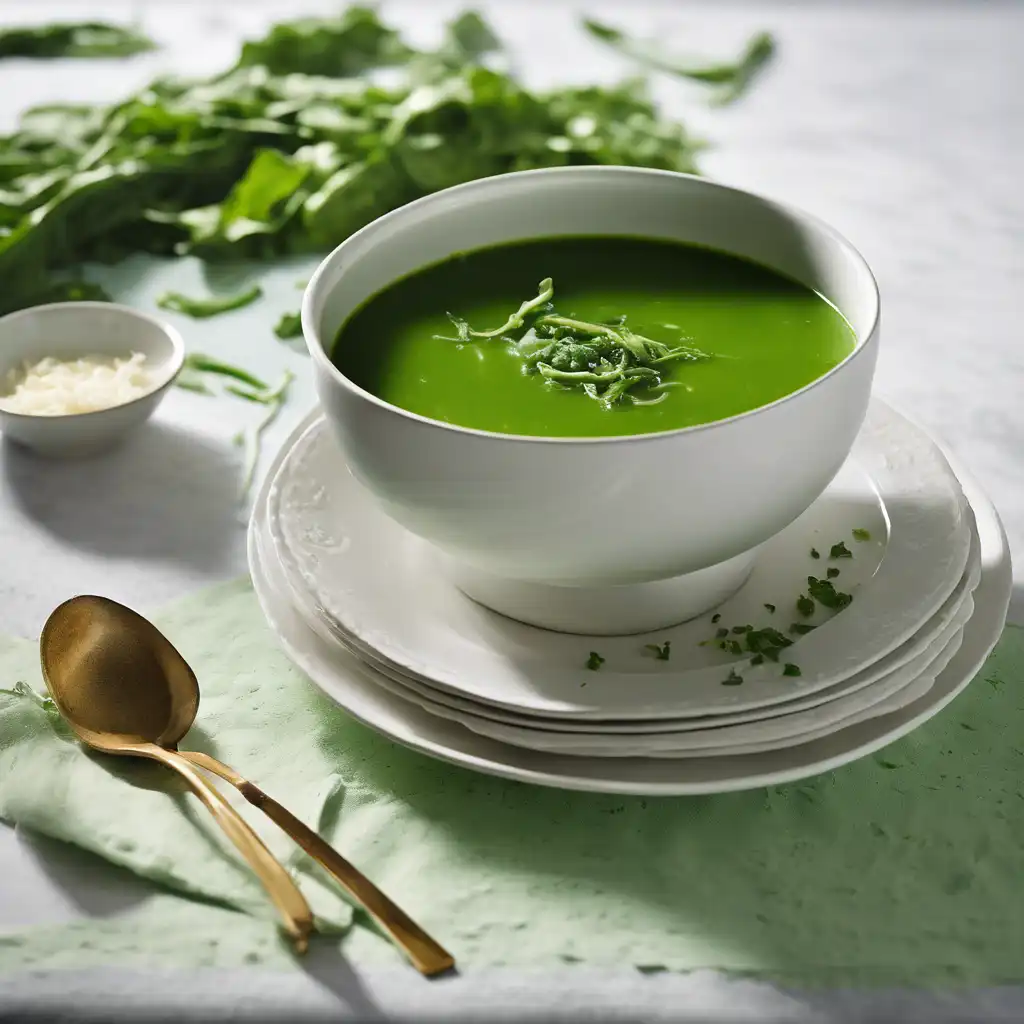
(437, 551, 759, 636)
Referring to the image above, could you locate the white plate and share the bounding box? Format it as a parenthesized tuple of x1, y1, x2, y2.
(450, 618, 969, 758)
(262, 502, 975, 754)
(274, 525, 979, 737)
(248, 408, 1011, 794)
(268, 401, 971, 721)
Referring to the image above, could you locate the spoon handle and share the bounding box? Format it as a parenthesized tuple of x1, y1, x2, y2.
(146, 745, 315, 953)
(183, 750, 455, 977)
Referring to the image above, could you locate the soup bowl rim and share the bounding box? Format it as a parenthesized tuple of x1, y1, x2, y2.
(301, 165, 880, 447)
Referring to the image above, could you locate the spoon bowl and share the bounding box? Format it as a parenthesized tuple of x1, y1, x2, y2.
(41, 595, 198, 749)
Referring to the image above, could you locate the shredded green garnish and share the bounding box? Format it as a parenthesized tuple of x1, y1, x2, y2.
(726, 639, 743, 656)
(442, 277, 711, 406)
(826, 567, 840, 579)
(763, 603, 775, 613)
(810, 547, 821, 559)
(157, 284, 263, 319)
(796, 595, 815, 618)
(711, 613, 721, 624)
(830, 541, 853, 559)
(852, 528, 871, 542)
(722, 669, 743, 687)
(644, 641, 671, 661)
(586, 651, 605, 671)
(783, 663, 802, 677)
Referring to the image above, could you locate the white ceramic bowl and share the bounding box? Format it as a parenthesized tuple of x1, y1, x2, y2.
(303, 168, 880, 634)
(0, 301, 185, 459)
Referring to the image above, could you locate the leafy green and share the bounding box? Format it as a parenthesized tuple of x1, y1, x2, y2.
(582, 19, 775, 104)
(830, 541, 853, 559)
(827, 567, 841, 579)
(722, 669, 743, 687)
(157, 284, 263, 319)
(783, 663, 802, 678)
(796, 594, 815, 618)
(586, 651, 605, 671)
(236, 6, 412, 77)
(0, 22, 156, 59)
(177, 352, 269, 395)
(233, 370, 294, 498)
(853, 528, 871, 542)
(0, 7, 735, 314)
(806, 576, 853, 611)
(763, 603, 775, 614)
(744, 627, 793, 663)
(810, 547, 821, 559)
(274, 312, 303, 340)
(13, 279, 111, 308)
(644, 641, 671, 661)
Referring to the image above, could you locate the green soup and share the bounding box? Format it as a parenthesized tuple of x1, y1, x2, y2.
(331, 236, 856, 437)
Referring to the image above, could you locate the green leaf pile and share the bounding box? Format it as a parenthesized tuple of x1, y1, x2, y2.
(0, 7, 773, 316)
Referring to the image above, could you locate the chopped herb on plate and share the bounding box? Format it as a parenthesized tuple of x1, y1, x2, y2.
(796, 595, 815, 618)
(783, 663, 802, 677)
(586, 651, 605, 671)
(763, 603, 775, 613)
(722, 668, 743, 686)
(830, 541, 853, 559)
(852, 528, 871, 542)
(826, 567, 840, 579)
(644, 641, 671, 661)
(810, 547, 821, 559)
(789, 622, 816, 636)
(711, 613, 721, 624)
(807, 576, 853, 610)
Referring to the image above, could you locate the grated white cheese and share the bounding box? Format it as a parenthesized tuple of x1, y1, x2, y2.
(0, 352, 157, 416)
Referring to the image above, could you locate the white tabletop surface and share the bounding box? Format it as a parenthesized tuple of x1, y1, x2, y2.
(0, 1, 1021, 1018)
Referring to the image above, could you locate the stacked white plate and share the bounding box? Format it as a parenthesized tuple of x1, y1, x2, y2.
(249, 398, 1011, 795)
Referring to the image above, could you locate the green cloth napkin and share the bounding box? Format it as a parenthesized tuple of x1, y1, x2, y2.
(1, 578, 1023, 986)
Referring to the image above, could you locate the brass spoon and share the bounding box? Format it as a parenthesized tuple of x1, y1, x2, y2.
(40, 595, 455, 977)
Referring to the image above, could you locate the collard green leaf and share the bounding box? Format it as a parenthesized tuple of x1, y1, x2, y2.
(297, 153, 413, 251)
(237, 6, 412, 77)
(0, 22, 156, 60)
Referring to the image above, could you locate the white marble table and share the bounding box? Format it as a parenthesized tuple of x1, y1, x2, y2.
(0, 1, 1021, 1018)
